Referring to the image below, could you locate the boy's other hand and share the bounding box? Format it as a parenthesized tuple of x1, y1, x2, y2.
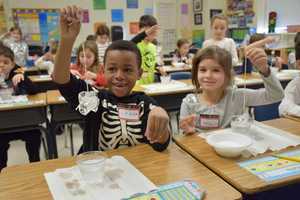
(145, 25, 160, 37)
(145, 106, 170, 144)
(179, 114, 197, 135)
(60, 5, 82, 40)
(12, 73, 24, 86)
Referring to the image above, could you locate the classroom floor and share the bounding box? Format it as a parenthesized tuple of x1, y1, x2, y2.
(7, 113, 179, 167)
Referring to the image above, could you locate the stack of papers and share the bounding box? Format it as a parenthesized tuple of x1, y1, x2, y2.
(202, 121, 300, 157)
(44, 156, 156, 200)
(142, 81, 193, 93)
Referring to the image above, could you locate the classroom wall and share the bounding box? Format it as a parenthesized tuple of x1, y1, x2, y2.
(3, 0, 154, 46)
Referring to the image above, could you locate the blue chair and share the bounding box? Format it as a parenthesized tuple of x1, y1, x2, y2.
(170, 72, 192, 80)
(252, 101, 281, 121)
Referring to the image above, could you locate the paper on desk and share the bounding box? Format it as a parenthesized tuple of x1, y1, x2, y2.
(142, 80, 193, 93)
(201, 121, 300, 157)
(0, 94, 28, 104)
(234, 77, 262, 85)
(44, 156, 156, 200)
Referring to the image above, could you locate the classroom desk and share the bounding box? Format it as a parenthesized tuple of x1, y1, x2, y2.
(46, 90, 84, 158)
(134, 80, 194, 111)
(174, 118, 300, 196)
(160, 64, 192, 74)
(0, 93, 49, 157)
(284, 115, 300, 123)
(24, 66, 48, 76)
(0, 144, 242, 200)
(29, 75, 58, 92)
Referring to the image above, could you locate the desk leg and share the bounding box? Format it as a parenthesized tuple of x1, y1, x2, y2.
(46, 120, 58, 159)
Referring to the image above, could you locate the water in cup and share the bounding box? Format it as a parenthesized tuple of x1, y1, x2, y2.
(77, 152, 106, 185)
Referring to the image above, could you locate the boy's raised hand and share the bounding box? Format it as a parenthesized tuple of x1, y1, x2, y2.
(179, 114, 197, 135)
(60, 6, 82, 40)
(245, 37, 275, 76)
(145, 106, 170, 144)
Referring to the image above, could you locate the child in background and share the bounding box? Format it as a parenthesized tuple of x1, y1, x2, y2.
(288, 32, 300, 69)
(202, 15, 239, 66)
(172, 38, 193, 65)
(2, 26, 28, 67)
(279, 34, 300, 117)
(95, 24, 111, 65)
(70, 40, 106, 88)
(0, 43, 41, 171)
(53, 6, 170, 152)
(131, 15, 159, 84)
(179, 38, 284, 134)
(250, 34, 288, 71)
(35, 40, 58, 74)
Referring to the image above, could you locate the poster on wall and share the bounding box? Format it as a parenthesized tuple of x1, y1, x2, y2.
(13, 9, 59, 44)
(192, 29, 205, 48)
(127, 0, 138, 9)
(129, 22, 139, 34)
(194, 13, 203, 25)
(181, 4, 188, 15)
(210, 9, 223, 19)
(111, 9, 124, 22)
(93, 0, 106, 10)
(227, 0, 254, 28)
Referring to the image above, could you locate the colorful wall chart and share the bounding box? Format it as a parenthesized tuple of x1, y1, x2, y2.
(13, 9, 59, 45)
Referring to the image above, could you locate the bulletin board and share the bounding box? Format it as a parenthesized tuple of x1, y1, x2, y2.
(12, 8, 60, 45)
(226, 0, 255, 28)
(0, 3, 6, 35)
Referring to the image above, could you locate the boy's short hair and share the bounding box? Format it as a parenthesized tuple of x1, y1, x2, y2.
(249, 33, 266, 44)
(192, 46, 233, 91)
(86, 34, 96, 41)
(211, 15, 228, 26)
(139, 15, 157, 29)
(95, 24, 110, 37)
(103, 40, 142, 68)
(177, 38, 190, 48)
(0, 43, 14, 61)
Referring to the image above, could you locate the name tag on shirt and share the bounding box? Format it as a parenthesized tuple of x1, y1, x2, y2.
(118, 104, 140, 121)
(199, 114, 220, 129)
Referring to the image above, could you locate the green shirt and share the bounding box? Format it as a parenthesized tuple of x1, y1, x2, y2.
(137, 41, 157, 85)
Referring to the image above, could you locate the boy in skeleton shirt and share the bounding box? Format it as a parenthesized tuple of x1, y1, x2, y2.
(53, 6, 170, 152)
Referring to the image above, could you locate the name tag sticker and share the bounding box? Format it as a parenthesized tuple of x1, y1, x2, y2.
(118, 104, 140, 121)
(199, 114, 220, 129)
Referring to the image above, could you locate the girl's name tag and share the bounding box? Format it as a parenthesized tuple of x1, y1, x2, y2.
(199, 114, 220, 129)
(118, 104, 140, 121)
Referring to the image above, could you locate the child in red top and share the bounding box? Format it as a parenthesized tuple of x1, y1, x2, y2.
(70, 40, 106, 87)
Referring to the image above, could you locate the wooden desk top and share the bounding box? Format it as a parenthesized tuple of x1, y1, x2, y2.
(0, 144, 242, 200)
(284, 115, 300, 123)
(46, 90, 66, 105)
(174, 118, 300, 194)
(0, 93, 47, 111)
(29, 75, 52, 83)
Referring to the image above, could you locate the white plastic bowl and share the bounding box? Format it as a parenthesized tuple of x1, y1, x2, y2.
(206, 132, 252, 158)
(173, 62, 185, 68)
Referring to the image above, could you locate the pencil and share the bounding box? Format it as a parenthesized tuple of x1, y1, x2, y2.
(272, 155, 300, 163)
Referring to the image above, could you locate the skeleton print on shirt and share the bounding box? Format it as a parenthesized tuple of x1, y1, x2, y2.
(99, 98, 154, 150)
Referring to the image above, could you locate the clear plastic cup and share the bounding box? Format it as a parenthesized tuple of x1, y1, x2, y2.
(230, 114, 251, 135)
(160, 75, 171, 83)
(76, 151, 107, 184)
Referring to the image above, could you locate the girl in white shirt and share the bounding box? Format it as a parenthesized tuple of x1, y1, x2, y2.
(202, 15, 239, 66)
